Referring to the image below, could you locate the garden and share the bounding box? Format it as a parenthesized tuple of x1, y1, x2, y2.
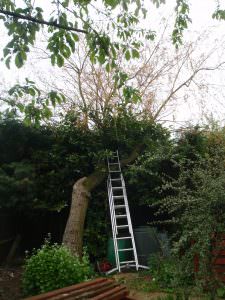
(1, 0, 225, 299)
(1, 117, 225, 300)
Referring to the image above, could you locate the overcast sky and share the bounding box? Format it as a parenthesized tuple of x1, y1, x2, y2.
(0, 0, 225, 128)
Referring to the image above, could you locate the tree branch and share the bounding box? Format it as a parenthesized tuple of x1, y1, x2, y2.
(153, 61, 225, 121)
(84, 144, 144, 191)
(0, 9, 88, 34)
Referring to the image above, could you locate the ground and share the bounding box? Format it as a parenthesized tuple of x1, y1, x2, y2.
(0, 266, 166, 300)
(0, 266, 23, 300)
(113, 272, 168, 300)
(0, 266, 207, 300)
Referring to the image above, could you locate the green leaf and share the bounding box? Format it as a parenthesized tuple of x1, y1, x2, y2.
(28, 88, 35, 96)
(17, 103, 24, 112)
(61, 45, 71, 59)
(125, 50, 131, 60)
(5, 56, 11, 69)
(90, 52, 96, 64)
(104, 0, 118, 9)
(56, 54, 64, 67)
(98, 53, 106, 64)
(105, 63, 110, 72)
(3, 48, 10, 57)
(15, 53, 23, 68)
(72, 33, 79, 42)
(132, 49, 140, 59)
(65, 33, 75, 52)
(51, 55, 56, 66)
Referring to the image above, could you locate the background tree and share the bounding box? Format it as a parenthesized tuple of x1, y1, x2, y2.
(30, 29, 225, 127)
(138, 126, 225, 299)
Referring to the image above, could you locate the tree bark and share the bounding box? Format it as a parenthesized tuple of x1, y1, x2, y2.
(63, 177, 90, 257)
(63, 145, 144, 257)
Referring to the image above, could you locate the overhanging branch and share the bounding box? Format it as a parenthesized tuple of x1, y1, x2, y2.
(0, 9, 88, 34)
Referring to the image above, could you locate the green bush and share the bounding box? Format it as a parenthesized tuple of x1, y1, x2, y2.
(22, 239, 94, 296)
(148, 254, 177, 289)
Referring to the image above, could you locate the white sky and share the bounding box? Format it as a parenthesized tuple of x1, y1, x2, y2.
(0, 0, 225, 128)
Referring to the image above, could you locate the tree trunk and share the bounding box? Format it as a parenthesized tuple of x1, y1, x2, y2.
(63, 177, 90, 257)
(63, 145, 144, 257)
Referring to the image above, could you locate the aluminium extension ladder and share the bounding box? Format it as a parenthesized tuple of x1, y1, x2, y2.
(107, 150, 148, 274)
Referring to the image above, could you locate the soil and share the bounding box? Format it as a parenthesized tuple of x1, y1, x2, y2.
(0, 267, 165, 300)
(113, 272, 168, 300)
(0, 266, 23, 300)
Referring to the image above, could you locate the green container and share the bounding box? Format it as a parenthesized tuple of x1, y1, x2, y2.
(134, 226, 170, 265)
(107, 238, 131, 266)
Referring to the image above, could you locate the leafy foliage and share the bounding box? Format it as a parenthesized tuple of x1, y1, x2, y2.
(148, 254, 178, 289)
(1, 0, 224, 105)
(0, 112, 169, 257)
(0, 0, 151, 70)
(22, 238, 93, 296)
(84, 186, 109, 260)
(1, 79, 66, 125)
(152, 127, 225, 296)
(172, 0, 191, 48)
(0, 117, 97, 211)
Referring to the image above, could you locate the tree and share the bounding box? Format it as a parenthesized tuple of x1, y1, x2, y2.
(1, 0, 225, 72)
(149, 127, 225, 299)
(1, 0, 225, 257)
(34, 29, 225, 126)
(2, 27, 225, 257)
(62, 109, 169, 256)
(0, 111, 169, 257)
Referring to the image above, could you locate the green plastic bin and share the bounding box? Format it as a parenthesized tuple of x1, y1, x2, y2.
(107, 237, 131, 266)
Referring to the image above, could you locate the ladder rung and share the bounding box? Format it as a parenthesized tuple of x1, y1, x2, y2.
(112, 187, 123, 190)
(115, 215, 127, 218)
(111, 178, 121, 181)
(116, 237, 132, 240)
(120, 260, 136, 264)
(114, 205, 125, 209)
(113, 195, 124, 199)
(118, 248, 133, 251)
(110, 170, 120, 173)
(109, 163, 119, 165)
(117, 225, 129, 228)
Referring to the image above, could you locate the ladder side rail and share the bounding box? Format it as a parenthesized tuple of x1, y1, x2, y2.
(121, 174, 139, 270)
(121, 175, 134, 232)
(109, 176, 120, 272)
(107, 177, 116, 236)
(107, 177, 118, 244)
(107, 177, 115, 235)
(107, 176, 120, 271)
(108, 179, 118, 236)
(107, 177, 120, 270)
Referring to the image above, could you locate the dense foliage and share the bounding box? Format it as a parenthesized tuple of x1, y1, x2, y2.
(0, 117, 95, 211)
(148, 254, 177, 290)
(0, 113, 169, 257)
(22, 238, 93, 296)
(151, 128, 225, 297)
(0, 111, 169, 211)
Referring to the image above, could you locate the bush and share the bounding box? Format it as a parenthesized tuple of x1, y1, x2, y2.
(148, 254, 177, 289)
(22, 239, 94, 296)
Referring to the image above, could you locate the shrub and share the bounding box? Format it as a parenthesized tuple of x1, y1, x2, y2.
(148, 254, 177, 289)
(22, 239, 93, 296)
